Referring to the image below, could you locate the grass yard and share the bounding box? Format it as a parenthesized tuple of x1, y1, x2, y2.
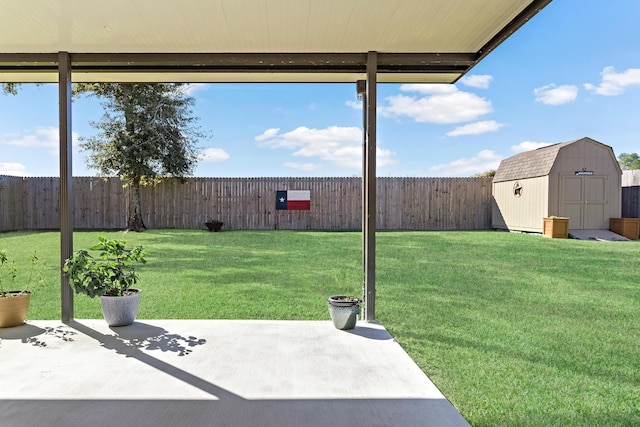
(1, 229, 639, 426)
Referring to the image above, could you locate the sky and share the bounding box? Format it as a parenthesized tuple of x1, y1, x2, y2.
(1, 0, 640, 178)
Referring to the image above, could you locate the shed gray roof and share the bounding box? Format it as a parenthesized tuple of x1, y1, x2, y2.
(493, 137, 607, 183)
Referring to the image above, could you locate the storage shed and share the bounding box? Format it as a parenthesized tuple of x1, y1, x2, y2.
(492, 137, 622, 232)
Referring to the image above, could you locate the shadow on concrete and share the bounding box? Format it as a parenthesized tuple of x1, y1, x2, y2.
(109, 321, 207, 356)
(0, 323, 76, 348)
(68, 320, 233, 399)
(344, 324, 394, 340)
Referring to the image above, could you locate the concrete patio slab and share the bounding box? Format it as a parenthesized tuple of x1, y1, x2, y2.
(0, 320, 469, 427)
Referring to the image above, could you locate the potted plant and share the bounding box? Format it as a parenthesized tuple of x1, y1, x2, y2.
(63, 237, 146, 327)
(327, 295, 361, 330)
(0, 250, 40, 328)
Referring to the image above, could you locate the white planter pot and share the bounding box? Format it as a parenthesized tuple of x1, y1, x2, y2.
(100, 289, 141, 327)
(327, 295, 361, 330)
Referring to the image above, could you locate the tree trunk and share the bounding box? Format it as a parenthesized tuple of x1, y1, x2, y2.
(127, 178, 147, 232)
(123, 85, 146, 232)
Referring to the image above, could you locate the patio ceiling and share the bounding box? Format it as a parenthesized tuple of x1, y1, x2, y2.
(0, 0, 552, 83)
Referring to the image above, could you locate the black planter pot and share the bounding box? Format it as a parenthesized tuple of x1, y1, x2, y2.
(205, 221, 224, 232)
(327, 295, 361, 330)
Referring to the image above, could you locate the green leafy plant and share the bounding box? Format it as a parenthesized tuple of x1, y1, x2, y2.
(0, 250, 40, 297)
(63, 237, 146, 297)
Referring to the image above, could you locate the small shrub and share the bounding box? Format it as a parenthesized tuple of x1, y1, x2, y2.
(63, 237, 146, 297)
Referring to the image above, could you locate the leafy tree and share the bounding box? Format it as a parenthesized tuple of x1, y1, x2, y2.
(472, 169, 496, 178)
(617, 152, 640, 170)
(75, 83, 203, 231)
(4, 83, 205, 231)
(1, 83, 20, 95)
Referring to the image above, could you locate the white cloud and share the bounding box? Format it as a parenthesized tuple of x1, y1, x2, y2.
(0, 162, 27, 176)
(0, 127, 80, 154)
(534, 84, 579, 105)
(255, 128, 280, 142)
(511, 141, 553, 153)
(380, 84, 492, 124)
(376, 148, 398, 169)
(460, 74, 493, 89)
(427, 150, 503, 177)
(399, 84, 458, 95)
(0, 131, 20, 140)
(345, 100, 362, 110)
(199, 148, 230, 162)
(256, 126, 397, 170)
(180, 83, 210, 96)
(584, 66, 640, 96)
(283, 162, 319, 171)
(446, 120, 505, 137)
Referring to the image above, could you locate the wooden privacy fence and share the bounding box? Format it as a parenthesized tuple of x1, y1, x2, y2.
(0, 175, 26, 231)
(0, 176, 493, 231)
(622, 170, 640, 218)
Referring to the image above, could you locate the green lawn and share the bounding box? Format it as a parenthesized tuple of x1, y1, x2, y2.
(1, 230, 639, 426)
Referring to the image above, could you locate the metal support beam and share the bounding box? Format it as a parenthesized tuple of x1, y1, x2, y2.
(357, 80, 367, 312)
(363, 52, 377, 322)
(58, 51, 74, 323)
(0, 52, 476, 81)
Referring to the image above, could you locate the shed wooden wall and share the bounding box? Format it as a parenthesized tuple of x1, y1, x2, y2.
(492, 176, 548, 232)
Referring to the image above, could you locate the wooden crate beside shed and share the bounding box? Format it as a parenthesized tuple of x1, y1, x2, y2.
(609, 218, 640, 240)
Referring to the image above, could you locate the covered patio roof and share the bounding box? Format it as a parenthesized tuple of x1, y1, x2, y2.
(0, 0, 552, 323)
(0, 0, 551, 83)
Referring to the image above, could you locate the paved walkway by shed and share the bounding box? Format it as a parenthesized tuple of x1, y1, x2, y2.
(0, 320, 469, 427)
(569, 229, 629, 241)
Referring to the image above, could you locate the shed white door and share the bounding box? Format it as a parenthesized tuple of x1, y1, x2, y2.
(559, 176, 607, 229)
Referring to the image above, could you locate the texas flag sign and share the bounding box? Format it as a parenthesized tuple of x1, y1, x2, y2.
(276, 190, 311, 210)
